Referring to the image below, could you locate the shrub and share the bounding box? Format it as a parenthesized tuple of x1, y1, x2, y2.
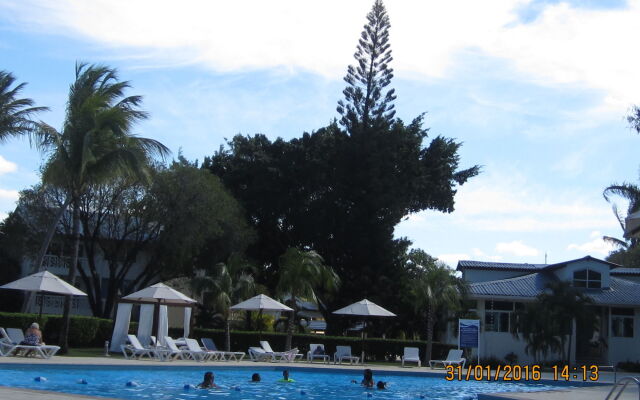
(617, 361, 640, 372)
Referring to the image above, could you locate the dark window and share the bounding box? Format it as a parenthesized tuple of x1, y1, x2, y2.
(573, 269, 602, 289)
(485, 301, 515, 332)
(612, 308, 634, 338)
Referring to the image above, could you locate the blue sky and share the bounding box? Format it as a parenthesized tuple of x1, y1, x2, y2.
(1, 0, 639, 266)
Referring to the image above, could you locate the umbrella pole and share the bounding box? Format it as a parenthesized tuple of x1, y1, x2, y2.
(153, 300, 161, 345)
(361, 319, 366, 365)
(257, 309, 263, 341)
(38, 293, 44, 321)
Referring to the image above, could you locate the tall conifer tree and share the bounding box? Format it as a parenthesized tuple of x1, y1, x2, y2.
(337, 0, 396, 133)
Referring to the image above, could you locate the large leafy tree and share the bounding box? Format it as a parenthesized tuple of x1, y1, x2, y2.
(36, 63, 169, 352)
(603, 182, 640, 250)
(205, 0, 478, 329)
(13, 159, 251, 319)
(408, 250, 466, 361)
(191, 255, 256, 351)
(0, 70, 47, 141)
(276, 248, 340, 350)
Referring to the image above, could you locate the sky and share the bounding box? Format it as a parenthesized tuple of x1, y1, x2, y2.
(0, 0, 639, 267)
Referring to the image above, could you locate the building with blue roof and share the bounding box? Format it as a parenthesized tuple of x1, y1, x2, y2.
(451, 256, 640, 365)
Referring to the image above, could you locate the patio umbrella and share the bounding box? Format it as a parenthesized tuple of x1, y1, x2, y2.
(0, 270, 87, 318)
(333, 299, 396, 364)
(230, 294, 292, 338)
(121, 283, 197, 344)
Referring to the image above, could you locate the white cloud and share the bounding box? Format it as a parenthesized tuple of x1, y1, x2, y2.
(0, 189, 19, 201)
(567, 230, 617, 256)
(0, 155, 18, 176)
(4, 0, 640, 108)
(496, 240, 539, 257)
(472, 248, 503, 262)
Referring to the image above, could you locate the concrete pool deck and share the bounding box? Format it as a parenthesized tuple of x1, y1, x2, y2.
(0, 356, 638, 399)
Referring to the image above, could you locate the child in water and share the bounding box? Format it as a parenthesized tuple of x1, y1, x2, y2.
(279, 370, 295, 382)
(351, 369, 374, 387)
(197, 372, 219, 389)
(250, 373, 261, 382)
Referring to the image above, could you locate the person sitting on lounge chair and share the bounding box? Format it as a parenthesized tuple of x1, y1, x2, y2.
(21, 323, 43, 346)
(197, 372, 219, 389)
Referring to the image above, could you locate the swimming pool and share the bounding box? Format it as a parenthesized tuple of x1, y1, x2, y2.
(0, 364, 575, 400)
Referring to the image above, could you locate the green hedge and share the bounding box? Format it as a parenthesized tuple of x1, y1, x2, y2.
(181, 328, 456, 362)
(0, 312, 112, 347)
(0, 311, 456, 358)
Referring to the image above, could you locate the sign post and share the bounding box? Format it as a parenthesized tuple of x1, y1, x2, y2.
(458, 319, 480, 365)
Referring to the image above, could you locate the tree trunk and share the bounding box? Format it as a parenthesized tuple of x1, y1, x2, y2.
(425, 305, 435, 364)
(59, 197, 81, 354)
(285, 296, 296, 351)
(225, 319, 231, 352)
(21, 197, 71, 312)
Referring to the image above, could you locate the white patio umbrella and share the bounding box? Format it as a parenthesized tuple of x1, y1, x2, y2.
(230, 294, 292, 338)
(0, 270, 87, 318)
(121, 283, 197, 344)
(333, 299, 396, 364)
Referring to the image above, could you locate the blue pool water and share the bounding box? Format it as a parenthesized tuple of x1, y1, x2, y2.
(0, 364, 575, 400)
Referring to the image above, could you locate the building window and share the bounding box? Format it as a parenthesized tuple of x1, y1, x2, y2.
(573, 269, 601, 289)
(485, 301, 521, 332)
(612, 307, 634, 338)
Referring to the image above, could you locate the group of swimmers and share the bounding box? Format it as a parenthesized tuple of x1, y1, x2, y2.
(197, 368, 386, 390)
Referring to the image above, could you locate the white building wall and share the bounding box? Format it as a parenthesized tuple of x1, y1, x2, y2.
(552, 260, 611, 288)
(608, 308, 640, 365)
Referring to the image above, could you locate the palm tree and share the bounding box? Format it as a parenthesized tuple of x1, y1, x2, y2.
(276, 247, 340, 351)
(538, 281, 594, 364)
(36, 63, 169, 353)
(603, 183, 640, 249)
(191, 255, 256, 351)
(411, 259, 466, 363)
(511, 301, 563, 363)
(0, 70, 47, 141)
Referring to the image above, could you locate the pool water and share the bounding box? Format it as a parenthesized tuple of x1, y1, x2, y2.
(0, 364, 572, 400)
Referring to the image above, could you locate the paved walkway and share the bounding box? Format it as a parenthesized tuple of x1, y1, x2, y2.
(0, 356, 638, 399)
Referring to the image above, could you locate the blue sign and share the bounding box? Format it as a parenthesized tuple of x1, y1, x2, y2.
(459, 319, 480, 348)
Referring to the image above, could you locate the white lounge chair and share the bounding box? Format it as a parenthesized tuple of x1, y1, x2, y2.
(248, 346, 275, 361)
(307, 343, 330, 363)
(1, 327, 60, 359)
(401, 347, 421, 367)
(184, 338, 214, 361)
(121, 334, 157, 360)
(163, 336, 194, 360)
(201, 338, 245, 361)
(334, 345, 359, 364)
(260, 340, 302, 362)
(429, 349, 466, 369)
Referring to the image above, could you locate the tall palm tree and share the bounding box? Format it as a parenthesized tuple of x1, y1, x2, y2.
(191, 255, 256, 351)
(0, 70, 47, 141)
(411, 259, 466, 363)
(603, 183, 640, 249)
(36, 63, 169, 353)
(276, 248, 340, 351)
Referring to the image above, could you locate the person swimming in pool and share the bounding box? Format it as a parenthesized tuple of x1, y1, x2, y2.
(197, 371, 219, 389)
(278, 370, 295, 382)
(250, 373, 261, 382)
(376, 381, 387, 389)
(352, 369, 374, 388)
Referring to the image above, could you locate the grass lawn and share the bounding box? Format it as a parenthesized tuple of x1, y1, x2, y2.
(61, 348, 124, 358)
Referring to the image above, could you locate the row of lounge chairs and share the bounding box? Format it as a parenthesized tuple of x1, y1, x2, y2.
(0, 327, 60, 359)
(122, 335, 465, 368)
(121, 335, 246, 362)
